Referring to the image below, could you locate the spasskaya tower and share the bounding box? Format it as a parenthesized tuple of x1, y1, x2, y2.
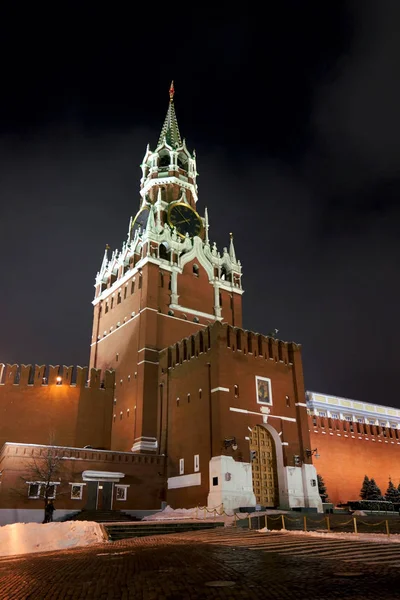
(89, 83, 243, 452)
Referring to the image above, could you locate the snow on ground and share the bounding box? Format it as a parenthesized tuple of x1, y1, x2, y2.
(0, 521, 105, 557)
(142, 505, 290, 525)
(257, 527, 400, 544)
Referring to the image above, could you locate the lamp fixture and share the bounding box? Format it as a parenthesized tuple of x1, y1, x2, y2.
(305, 448, 320, 459)
(223, 437, 238, 451)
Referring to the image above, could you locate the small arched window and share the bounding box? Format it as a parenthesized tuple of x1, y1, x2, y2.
(193, 264, 199, 277)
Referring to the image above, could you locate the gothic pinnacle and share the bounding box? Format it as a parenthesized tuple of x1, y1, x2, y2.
(204, 207, 210, 244)
(229, 232, 237, 263)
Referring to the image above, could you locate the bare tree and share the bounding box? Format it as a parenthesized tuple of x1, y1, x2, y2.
(11, 438, 74, 522)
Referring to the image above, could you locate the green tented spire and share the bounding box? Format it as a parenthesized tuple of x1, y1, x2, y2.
(157, 81, 182, 148)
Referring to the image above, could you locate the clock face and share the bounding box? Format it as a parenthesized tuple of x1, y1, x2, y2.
(131, 207, 149, 238)
(168, 203, 203, 238)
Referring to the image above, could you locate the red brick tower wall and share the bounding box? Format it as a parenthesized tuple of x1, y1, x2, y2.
(158, 322, 311, 508)
(309, 416, 400, 505)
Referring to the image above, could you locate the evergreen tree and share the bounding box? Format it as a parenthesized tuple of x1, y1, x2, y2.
(367, 478, 382, 500)
(360, 475, 370, 500)
(385, 479, 400, 503)
(317, 474, 329, 503)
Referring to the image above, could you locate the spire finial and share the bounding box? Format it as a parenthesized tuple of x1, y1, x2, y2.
(158, 82, 182, 148)
(169, 81, 175, 102)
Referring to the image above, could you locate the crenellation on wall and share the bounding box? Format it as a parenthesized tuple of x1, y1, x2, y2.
(0, 363, 114, 390)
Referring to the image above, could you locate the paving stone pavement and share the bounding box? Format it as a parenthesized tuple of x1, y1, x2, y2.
(0, 527, 399, 599)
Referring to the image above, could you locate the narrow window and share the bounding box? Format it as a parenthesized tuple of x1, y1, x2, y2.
(111, 297, 114, 309)
(160, 272, 164, 287)
(219, 292, 223, 307)
(194, 454, 200, 472)
(179, 458, 184, 475)
(105, 302, 109, 314)
(175, 343, 180, 364)
(187, 393, 190, 403)
(278, 341, 283, 361)
(131, 280, 135, 294)
(234, 385, 239, 398)
(230, 295, 233, 310)
(116, 353, 119, 362)
(193, 264, 199, 277)
(285, 395, 290, 407)
(124, 286, 127, 299)
(236, 329, 242, 350)
(199, 388, 202, 399)
(199, 332, 204, 353)
(168, 348, 172, 369)
(227, 326, 231, 348)
(183, 340, 188, 361)
(268, 338, 273, 359)
(120, 411, 123, 420)
(258, 335, 262, 356)
(138, 275, 142, 289)
(168, 279, 171, 290)
(127, 409, 130, 417)
(247, 332, 252, 353)
(117, 291, 121, 304)
(212, 477, 218, 486)
(176, 398, 180, 407)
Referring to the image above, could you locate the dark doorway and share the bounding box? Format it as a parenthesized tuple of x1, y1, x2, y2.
(86, 482, 98, 510)
(85, 481, 113, 510)
(99, 482, 113, 509)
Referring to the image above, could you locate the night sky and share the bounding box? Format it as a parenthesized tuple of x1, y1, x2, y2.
(1, 2, 400, 408)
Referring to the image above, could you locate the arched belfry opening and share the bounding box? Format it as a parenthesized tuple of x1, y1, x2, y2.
(249, 424, 279, 507)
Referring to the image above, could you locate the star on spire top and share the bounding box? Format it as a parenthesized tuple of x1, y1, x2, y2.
(157, 81, 182, 149)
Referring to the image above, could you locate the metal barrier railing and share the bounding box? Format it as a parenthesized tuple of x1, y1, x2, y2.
(176, 504, 393, 537)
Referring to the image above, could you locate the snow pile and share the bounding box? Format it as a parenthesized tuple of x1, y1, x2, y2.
(142, 505, 290, 523)
(257, 528, 400, 544)
(0, 521, 105, 557)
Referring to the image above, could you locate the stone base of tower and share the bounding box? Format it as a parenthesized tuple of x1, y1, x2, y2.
(281, 464, 322, 512)
(206, 456, 323, 513)
(207, 456, 256, 512)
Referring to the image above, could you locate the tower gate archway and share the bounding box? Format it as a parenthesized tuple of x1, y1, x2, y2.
(250, 424, 279, 507)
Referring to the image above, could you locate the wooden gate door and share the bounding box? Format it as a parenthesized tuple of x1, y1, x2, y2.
(250, 425, 279, 507)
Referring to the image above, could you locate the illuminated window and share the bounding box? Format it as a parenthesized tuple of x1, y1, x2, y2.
(28, 483, 40, 498)
(70, 484, 84, 500)
(115, 485, 128, 501)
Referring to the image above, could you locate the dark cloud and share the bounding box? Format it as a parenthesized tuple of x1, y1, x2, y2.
(0, 2, 399, 409)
